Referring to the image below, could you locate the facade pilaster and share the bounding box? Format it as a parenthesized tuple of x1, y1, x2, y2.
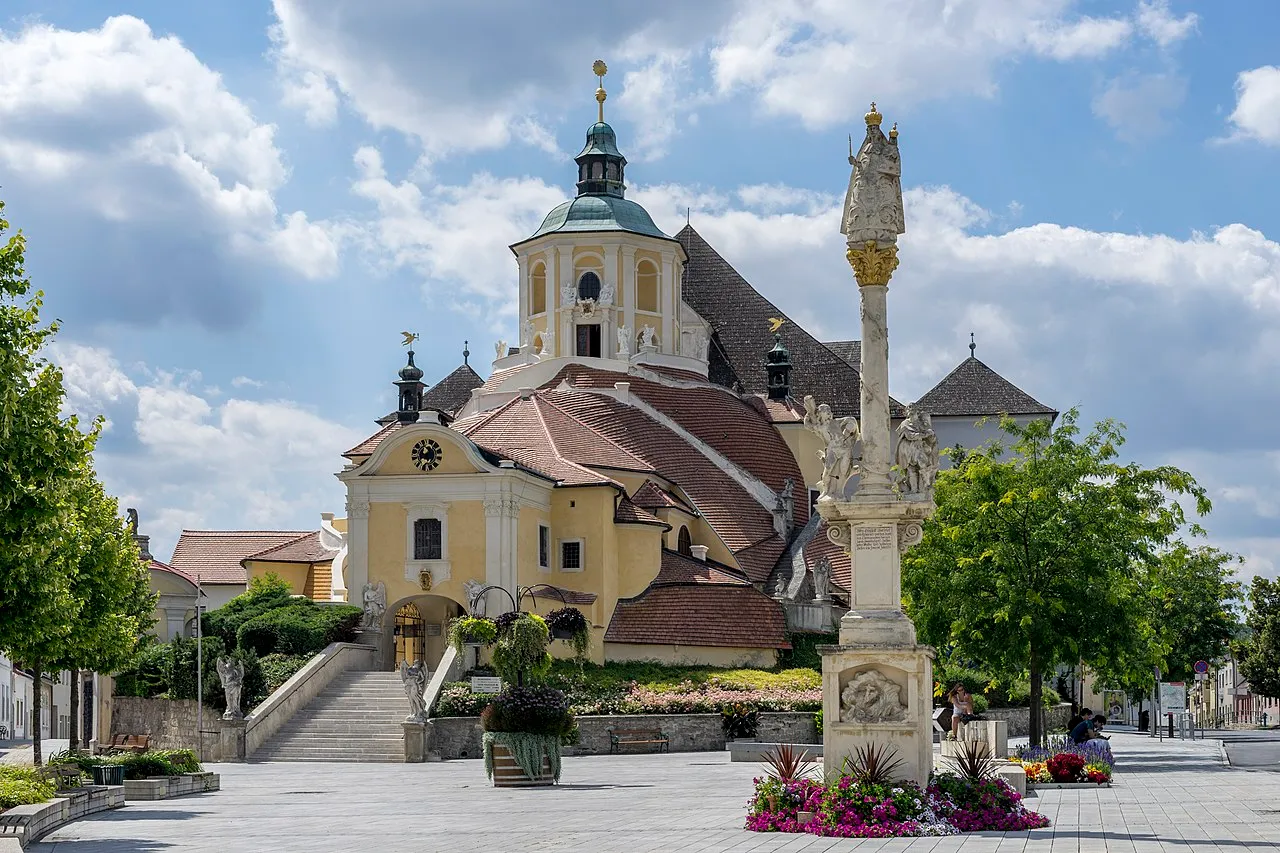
(660, 251, 675, 354)
(345, 496, 370, 597)
(622, 245, 637, 357)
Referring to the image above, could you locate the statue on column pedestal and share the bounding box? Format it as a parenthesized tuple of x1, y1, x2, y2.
(894, 408, 940, 497)
(803, 395, 859, 502)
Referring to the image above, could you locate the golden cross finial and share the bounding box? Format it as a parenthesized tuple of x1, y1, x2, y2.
(401, 331, 420, 348)
(593, 59, 608, 123)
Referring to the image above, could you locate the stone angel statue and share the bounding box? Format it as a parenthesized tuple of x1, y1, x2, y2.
(494, 339, 507, 361)
(617, 325, 631, 358)
(217, 656, 245, 721)
(360, 580, 387, 630)
(400, 659, 430, 722)
(125, 507, 139, 536)
(462, 578, 487, 617)
(895, 407, 939, 497)
(803, 395, 859, 502)
(639, 324, 657, 350)
(538, 326, 554, 358)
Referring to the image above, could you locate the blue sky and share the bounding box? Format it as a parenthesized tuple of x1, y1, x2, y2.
(2, 1, 1278, 577)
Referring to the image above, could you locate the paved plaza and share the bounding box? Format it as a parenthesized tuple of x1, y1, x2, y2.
(31, 733, 1280, 853)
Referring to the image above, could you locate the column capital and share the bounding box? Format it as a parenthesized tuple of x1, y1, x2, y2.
(846, 241, 899, 287)
(346, 498, 370, 519)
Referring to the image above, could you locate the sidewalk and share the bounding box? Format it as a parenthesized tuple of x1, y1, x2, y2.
(0, 739, 70, 766)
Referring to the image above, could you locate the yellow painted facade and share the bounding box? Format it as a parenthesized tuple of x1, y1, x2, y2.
(244, 558, 335, 602)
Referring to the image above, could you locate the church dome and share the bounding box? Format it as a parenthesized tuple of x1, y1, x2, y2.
(526, 194, 669, 241)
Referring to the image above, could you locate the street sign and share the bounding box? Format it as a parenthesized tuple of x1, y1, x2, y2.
(1194, 660, 1209, 675)
(1195, 672, 1208, 681)
(1159, 681, 1187, 711)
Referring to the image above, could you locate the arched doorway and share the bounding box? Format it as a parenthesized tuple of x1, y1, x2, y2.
(394, 603, 425, 667)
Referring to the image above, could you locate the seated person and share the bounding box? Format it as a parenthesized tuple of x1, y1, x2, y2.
(1071, 713, 1108, 745)
(948, 683, 979, 739)
(1066, 707, 1092, 735)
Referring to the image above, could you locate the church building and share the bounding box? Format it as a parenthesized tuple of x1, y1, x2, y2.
(332, 68, 1056, 674)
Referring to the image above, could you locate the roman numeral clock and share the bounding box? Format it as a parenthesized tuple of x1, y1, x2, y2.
(411, 439, 442, 471)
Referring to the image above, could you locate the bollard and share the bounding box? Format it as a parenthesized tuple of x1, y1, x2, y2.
(1167, 712, 1175, 738)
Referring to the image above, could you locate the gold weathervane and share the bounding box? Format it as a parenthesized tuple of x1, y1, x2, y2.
(593, 59, 608, 123)
(401, 331, 420, 348)
(767, 317, 786, 333)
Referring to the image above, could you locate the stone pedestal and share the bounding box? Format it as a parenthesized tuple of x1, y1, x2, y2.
(217, 718, 246, 762)
(403, 720, 431, 763)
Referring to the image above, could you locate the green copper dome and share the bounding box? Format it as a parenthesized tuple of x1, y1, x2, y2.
(576, 122, 624, 159)
(526, 195, 669, 241)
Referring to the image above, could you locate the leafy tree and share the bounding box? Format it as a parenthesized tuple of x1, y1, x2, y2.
(902, 411, 1209, 745)
(1239, 577, 1280, 699)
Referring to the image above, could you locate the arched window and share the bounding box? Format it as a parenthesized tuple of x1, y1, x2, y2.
(677, 526, 692, 556)
(414, 518, 442, 560)
(592, 161, 604, 179)
(578, 271, 601, 301)
(636, 260, 659, 312)
(531, 262, 546, 314)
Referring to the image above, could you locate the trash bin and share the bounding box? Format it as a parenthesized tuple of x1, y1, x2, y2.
(92, 764, 125, 786)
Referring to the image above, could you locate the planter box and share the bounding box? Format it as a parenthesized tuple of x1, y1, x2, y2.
(1028, 781, 1111, 789)
(0, 785, 124, 846)
(489, 744, 554, 788)
(123, 772, 220, 801)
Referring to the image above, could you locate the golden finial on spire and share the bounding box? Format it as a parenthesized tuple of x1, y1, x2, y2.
(593, 59, 608, 123)
(889, 121, 898, 139)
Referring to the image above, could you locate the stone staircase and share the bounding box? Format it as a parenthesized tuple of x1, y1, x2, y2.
(252, 671, 407, 762)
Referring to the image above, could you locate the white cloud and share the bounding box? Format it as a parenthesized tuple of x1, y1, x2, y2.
(230, 376, 265, 389)
(1228, 66, 1280, 146)
(57, 346, 363, 560)
(0, 15, 343, 314)
(1093, 73, 1187, 142)
(1027, 15, 1134, 61)
(1135, 0, 1198, 47)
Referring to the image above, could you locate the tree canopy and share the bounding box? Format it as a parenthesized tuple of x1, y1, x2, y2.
(902, 410, 1212, 745)
(1239, 576, 1280, 699)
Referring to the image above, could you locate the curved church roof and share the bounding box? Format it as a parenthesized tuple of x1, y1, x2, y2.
(524, 194, 670, 242)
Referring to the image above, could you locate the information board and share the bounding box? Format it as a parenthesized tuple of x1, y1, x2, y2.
(1159, 681, 1187, 712)
(471, 676, 503, 694)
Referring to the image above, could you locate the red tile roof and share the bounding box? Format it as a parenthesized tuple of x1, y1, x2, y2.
(605, 551, 789, 649)
(169, 530, 313, 585)
(459, 396, 615, 486)
(631, 480, 696, 514)
(244, 531, 338, 564)
(524, 585, 598, 606)
(746, 395, 806, 424)
(148, 558, 197, 587)
(343, 421, 402, 459)
(614, 495, 667, 527)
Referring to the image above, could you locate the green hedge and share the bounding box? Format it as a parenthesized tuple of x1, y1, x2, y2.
(0, 766, 55, 809)
(49, 749, 202, 780)
(235, 603, 361, 657)
(260, 653, 312, 694)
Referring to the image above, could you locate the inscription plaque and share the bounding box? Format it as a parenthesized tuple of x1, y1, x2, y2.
(854, 524, 895, 551)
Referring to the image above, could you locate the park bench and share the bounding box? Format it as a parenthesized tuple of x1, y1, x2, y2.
(608, 727, 669, 754)
(105, 734, 150, 754)
(37, 763, 84, 792)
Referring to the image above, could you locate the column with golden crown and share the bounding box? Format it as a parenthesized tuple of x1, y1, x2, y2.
(810, 103, 939, 787)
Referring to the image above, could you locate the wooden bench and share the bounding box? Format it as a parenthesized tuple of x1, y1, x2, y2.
(608, 727, 669, 754)
(37, 764, 84, 792)
(106, 734, 151, 754)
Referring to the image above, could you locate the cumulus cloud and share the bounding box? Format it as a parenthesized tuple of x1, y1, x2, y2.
(54, 344, 363, 559)
(1093, 73, 1188, 141)
(1228, 66, 1280, 146)
(0, 15, 345, 327)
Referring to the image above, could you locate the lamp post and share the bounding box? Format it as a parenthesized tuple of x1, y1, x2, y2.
(195, 575, 205, 763)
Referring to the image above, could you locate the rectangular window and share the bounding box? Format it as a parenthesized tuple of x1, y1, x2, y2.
(809, 489, 820, 514)
(539, 525, 550, 569)
(561, 539, 583, 572)
(576, 324, 602, 358)
(414, 517, 442, 560)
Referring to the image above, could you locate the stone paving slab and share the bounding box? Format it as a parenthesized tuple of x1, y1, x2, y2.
(30, 733, 1280, 853)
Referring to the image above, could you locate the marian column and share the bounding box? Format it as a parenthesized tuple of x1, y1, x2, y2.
(811, 104, 938, 787)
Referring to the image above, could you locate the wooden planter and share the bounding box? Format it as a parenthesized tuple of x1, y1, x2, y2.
(489, 744, 555, 788)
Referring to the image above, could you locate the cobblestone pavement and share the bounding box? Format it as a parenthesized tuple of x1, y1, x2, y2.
(32, 733, 1280, 853)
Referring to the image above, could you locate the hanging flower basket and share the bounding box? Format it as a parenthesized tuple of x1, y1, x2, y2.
(545, 607, 590, 658)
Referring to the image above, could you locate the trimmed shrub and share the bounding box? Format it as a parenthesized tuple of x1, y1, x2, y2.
(260, 653, 312, 694)
(236, 603, 362, 657)
(0, 766, 55, 809)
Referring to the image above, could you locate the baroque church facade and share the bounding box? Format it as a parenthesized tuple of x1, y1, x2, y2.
(326, 76, 1057, 674)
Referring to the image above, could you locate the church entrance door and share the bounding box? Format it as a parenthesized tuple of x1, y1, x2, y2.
(576, 324, 601, 358)
(394, 603, 425, 667)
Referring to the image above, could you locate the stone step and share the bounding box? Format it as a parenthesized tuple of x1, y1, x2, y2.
(254, 749, 405, 760)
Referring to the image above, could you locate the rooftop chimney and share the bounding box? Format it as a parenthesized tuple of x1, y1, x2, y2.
(690, 544, 709, 562)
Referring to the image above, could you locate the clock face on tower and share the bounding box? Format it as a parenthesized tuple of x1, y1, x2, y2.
(411, 439, 443, 471)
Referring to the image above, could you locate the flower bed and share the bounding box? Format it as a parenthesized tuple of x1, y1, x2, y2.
(1012, 738, 1113, 784)
(746, 774, 1049, 837)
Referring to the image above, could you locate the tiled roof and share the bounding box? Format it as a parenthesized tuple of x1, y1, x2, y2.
(631, 480, 696, 514)
(148, 558, 197, 587)
(344, 422, 402, 459)
(525, 585, 598, 606)
(460, 396, 614, 486)
(824, 340, 861, 368)
(169, 530, 312, 585)
(244, 531, 338, 564)
(746, 395, 806, 424)
(614, 495, 667, 527)
(914, 356, 1057, 418)
(377, 363, 485, 425)
(678, 225, 906, 419)
(605, 550, 789, 649)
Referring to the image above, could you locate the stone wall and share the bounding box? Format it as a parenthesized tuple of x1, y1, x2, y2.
(429, 711, 819, 760)
(981, 703, 1073, 738)
(110, 697, 228, 761)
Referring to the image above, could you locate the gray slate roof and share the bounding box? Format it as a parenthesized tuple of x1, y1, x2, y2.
(678, 225, 904, 418)
(824, 340, 861, 369)
(377, 362, 485, 425)
(914, 356, 1056, 418)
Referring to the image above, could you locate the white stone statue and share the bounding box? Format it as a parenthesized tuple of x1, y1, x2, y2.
(400, 659, 430, 723)
(639, 324, 657, 350)
(895, 407, 939, 497)
(560, 277, 576, 308)
(494, 339, 507, 361)
(600, 278, 616, 306)
(539, 327, 554, 358)
(216, 656, 245, 721)
(617, 325, 631, 358)
(522, 320, 534, 351)
(812, 557, 831, 602)
(840, 669, 907, 724)
(462, 578, 487, 617)
(688, 326, 709, 361)
(841, 105, 905, 246)
(803, 395, 860, 502)
(360, 580, 386, 630)
(776, 478, 795, 533)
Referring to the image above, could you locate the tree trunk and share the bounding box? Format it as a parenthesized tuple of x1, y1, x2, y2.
(31, 662, 43, 767)
(69, 668, 80, 752)
(1029, 653, 1043, 748)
